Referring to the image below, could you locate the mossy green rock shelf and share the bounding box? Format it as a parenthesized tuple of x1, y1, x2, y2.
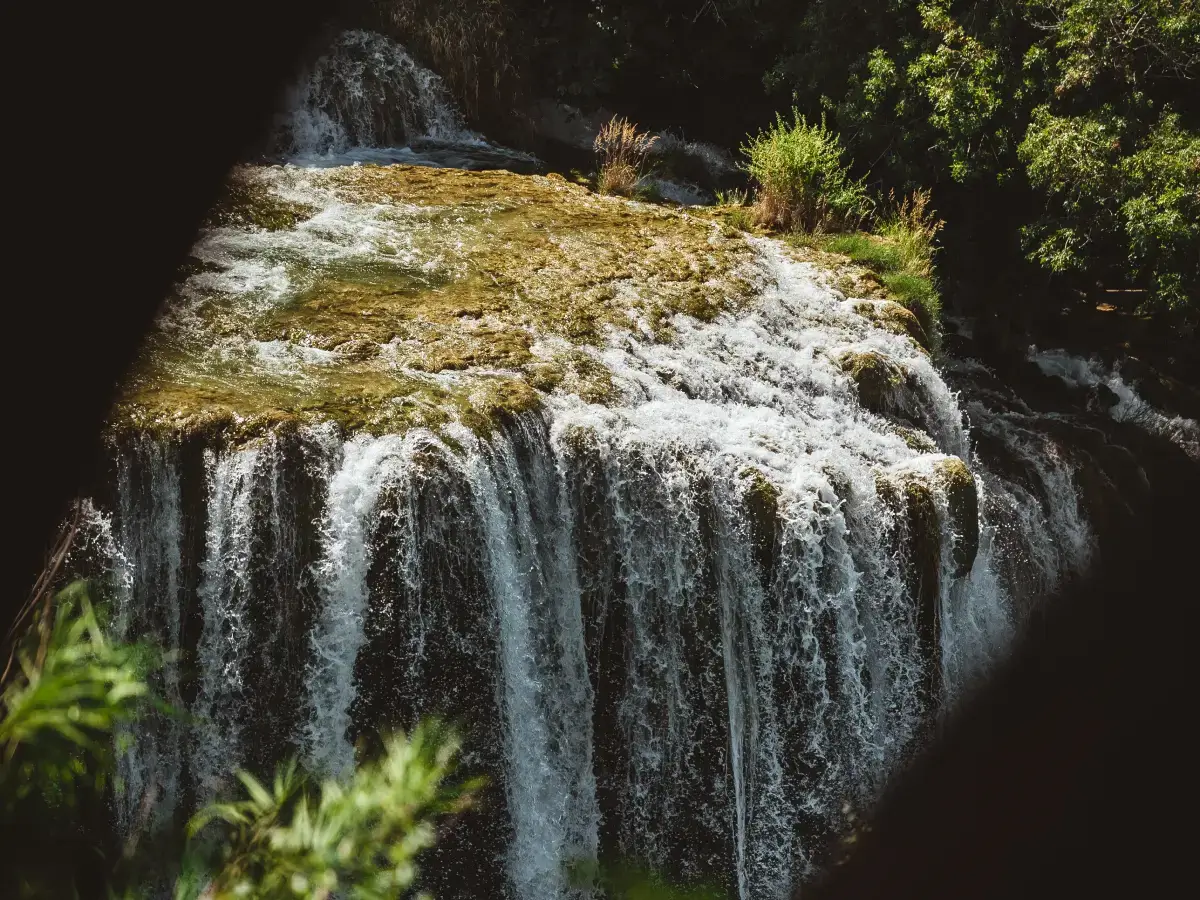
(116, 164, 757, 441)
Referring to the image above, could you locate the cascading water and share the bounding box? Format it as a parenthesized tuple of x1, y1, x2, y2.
(108, 441, 186, 832)
(282, 29, 474, 157)
(1030, 347, 1200, 461)
(86, 241, 1042, 897)
(65, 31, 1146, 899)
(278, 29, 538, 172)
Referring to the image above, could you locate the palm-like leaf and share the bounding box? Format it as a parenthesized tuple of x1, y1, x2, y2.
(184, 720, 483, 900)
(1, 580, 157, 808)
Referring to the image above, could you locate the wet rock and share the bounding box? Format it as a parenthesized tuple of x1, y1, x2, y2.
(932, 457, 980, 578)
(876, 473, 942, 698)
(741, 467, 781, 582)
(852, 300, 933, 353)
(1086, 382, 1120, 413)
(839, 350, 909, 415)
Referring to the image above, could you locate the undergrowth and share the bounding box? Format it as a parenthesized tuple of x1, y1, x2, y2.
(594, 116, 659, 196)
(789, 189, 945, 341)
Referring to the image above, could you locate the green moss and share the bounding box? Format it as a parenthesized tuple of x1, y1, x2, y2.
(881, 273, 941, 339)
(741, 468, 781, 581)
(852, 300, 933, 354)
(877, 472, 942, 694)
(823, 233, 904, 272)
(204, 171, 317, 231)
(114, 164, 753, 442)
(792, 230, 942, 347)
(894, 425, 938, 453)
(931, 457, 980, 577)
(839, 351, 908, 414)
(874, 458, 980, 687)
(633, 181, 664, 203)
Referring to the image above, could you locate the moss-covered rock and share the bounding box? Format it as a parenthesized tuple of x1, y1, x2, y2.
(931, 457, 980, 578)
(839, 351, 909, 415)
(893, 425, 939, 454)
(204, 171, 318, 231)
(876, 472, 942, 697)
(741, 468, 781, 581)
(852, 300, 933, 354)
(113, 163, 759, 442)
(874, 454, 980, 696)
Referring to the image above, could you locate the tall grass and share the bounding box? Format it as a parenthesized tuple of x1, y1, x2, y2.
(814, 189, 946, 338)
(878, 188, 944, 279)
(594, 116, 659, 196)
(740, 110, 871, 232)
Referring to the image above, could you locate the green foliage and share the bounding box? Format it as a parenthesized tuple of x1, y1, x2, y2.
(798, 189, 945, 337)
(740, 109, 872, 232)
(568, 858, 724, 900)
(182, 722, 483, 900)
(877, 188, 944, 281)
(880, 272, 942, 332)
(1, 580, 156, 812)
(773, 0, 1199, 331)
(1020, 107, 1200, 325)
(2, 576, 480, 900)
(2, 580, 159, 899)
(814, 232, 942, 338)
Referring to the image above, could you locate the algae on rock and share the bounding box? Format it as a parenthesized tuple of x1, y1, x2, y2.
(930, 457, 980, 578)
(113, 163, 758, 442)
(839, 351, 910, 416)
(876, 454, 981, 698)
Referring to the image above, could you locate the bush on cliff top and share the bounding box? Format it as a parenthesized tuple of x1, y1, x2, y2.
(741, 110, 872, 233)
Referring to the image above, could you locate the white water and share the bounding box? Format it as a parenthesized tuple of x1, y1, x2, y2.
(466, 421, 600, 900)
(304, 429, 430, 775)
(939, 354, 1096, 610)
(279, 29, 538, 172)
(1031, 347, 1199, 460)
(85, 441, 186, 835)
(190, 445, 261, 800)
(94, 243, 1045, 898)
(282, 29, 473, 157)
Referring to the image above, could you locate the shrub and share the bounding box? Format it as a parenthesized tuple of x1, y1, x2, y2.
(740, 110, 871, 232)
(2, 577, 160, 898)
(594, 116, 659, 196)
(183, 721, 482, 900)
(2, 580, 157, 812)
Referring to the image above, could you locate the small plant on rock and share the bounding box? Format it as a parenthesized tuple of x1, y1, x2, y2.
(594, 116, 659, 196)
(741, 110, 871, 232)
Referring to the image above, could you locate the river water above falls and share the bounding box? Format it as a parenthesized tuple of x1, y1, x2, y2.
(64, 29, 1197, 900)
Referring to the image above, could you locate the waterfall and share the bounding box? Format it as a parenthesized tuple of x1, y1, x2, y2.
(80, 82, 1128, 892)
(304, 431, 414, 775)
(466, 421, 599, 900)
(106, 440, 186, 834)
(190, 445, 261, 800)
(90, 241, 1040, 897)
(280, 29, 476, 159)
(1030, 347, 1200, 460)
